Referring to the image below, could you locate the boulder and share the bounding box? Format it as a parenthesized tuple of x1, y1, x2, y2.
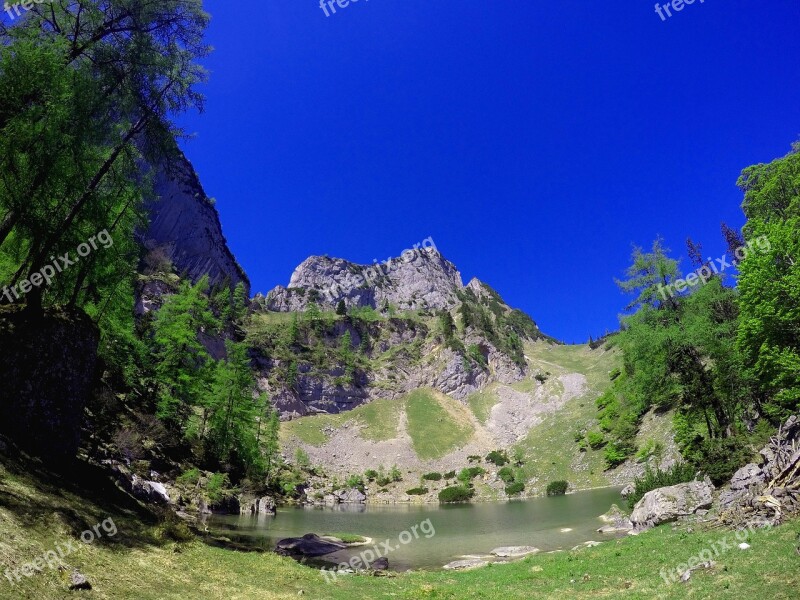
(369, 557, 390, 571)
(239, 494, 276, 515)
(730, 464, 765, 490)
(620, 484, 634, 498)
(131, 476, 171, 505)
(489, 546, 539, 558)
(334, 488, 367, 504)
(630, 481, 713, 531)
(443, 558, 489, 570)
(597, 504, 633, 534)
(275, 534, 346, 558)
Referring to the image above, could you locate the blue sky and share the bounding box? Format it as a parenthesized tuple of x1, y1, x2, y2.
(177, 0, 800, 343)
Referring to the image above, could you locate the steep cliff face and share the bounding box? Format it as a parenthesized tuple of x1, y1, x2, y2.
(264, 246, 462, 312)
(250, 250, 552, 418)
(142, 150, 249, 294)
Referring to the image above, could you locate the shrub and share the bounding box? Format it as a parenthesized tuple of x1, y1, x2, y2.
(457, 466, 486, 484)
(422, 472, 443, 481)
(444, 470, 456, 479)
(438, 485, 475, 503)
(364, 469, 379, 481)
(486, 450, 509, 466)
(206, 472, 230, 504)
(626, 463, 696, 509)
(467, 455, 482, 463)
(406, 487, 429, 495)
(176, 468, 201, 486)
(497, 466, 515, 483)
(534, 373, 548, 383)
(684, 436, 755, 486)
(604, 440, 635, 468)
(505, 482, 525, 495)
(389, 465, 403, 482)
(346, 474, 365, 491)
(376, 476, 393, 487)
(546, 480, 568, 496)
(586, 430, 607, 450)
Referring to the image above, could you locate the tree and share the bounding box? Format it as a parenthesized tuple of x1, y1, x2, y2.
(335, 299, 347, 316)
(151, 276, 218, 430)
(736, 143, 800, 419)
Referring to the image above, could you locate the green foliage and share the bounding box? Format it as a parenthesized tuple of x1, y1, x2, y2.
(546, 480, 568, 496)
(389, 465, 403, 482)
(497, 467, 515, 483)
(335, 300, 347, 316)
(422, 472, 443, 481)
(176, 468, 201, 486)
(505, 482, 525, 495)
(206, 473, 229, 504)
(438, 485, 475, 503)
(486, 450, 509, 466)
(406, 487, 429, 496)
(626, 463, 696, 509)
(443, 470, 456, 479)
(636, 439, 665, 464)
(737, 143, 800, 418)
(364, 469, 379, 481)
(586, 431, 607, 450)
(294, 448, 311, 470)
(346, 474, 365, 491)
(457, 466, 486, 484)
(466, 344, 487, 367)
(680, 435, 757, 485)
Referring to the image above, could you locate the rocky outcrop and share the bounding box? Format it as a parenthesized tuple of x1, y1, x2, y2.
(265, 246, 461, 313)
(717, 415, 800, 525)
(0, 307, 99, 460)
(334, 488, 367, 504)
(443, 558, 489, 570)
(597, 504, 634, 534)
(143, 149, 249, 294)
(490, 546, 539, 558)
(630, 481, 714, 531)
(239, 494, 277, 515)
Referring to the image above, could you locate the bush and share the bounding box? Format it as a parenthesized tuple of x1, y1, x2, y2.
(389, 465, 403, 482)
(346, 474, 365, 491)
(176, 468, 201, 486)
(457, 466, 486, 484)
(497, 466, 515, 483)
(505, 482, 525, 495)
(364, 469, 379, 481)
(534, 373, 548, 383)
(438, 485, 475, 503)
(406, 487, 429, 495)
(586, 430, 607, 450)
(604, 440, 635, 468)
(626, 462, 696, 509)
(546, 480, 569, 496)
(684, 436, 755, 486)
(486, 450, 509, 466)
(444, 470, 456, 479)
(422, 472, 443, 481)
(467, 455, 482, 463)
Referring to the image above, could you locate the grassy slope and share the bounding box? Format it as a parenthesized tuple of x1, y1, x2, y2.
(1, 455, 799, 599)
(514, 342, 623, 491)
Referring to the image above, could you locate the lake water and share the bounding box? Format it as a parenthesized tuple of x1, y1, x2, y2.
(207, 487, 625, 570)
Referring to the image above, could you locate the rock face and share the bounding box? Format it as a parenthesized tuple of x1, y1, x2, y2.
(0, 308, 99, 460)
(630, 481, 714, 531)
(265, 245, 461, 313)
(334, 488, 367, 504)
(143, 149, 249, 294)
(239, 494, 277, 515)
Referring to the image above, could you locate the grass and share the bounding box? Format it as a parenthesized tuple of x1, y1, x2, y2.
(467, 387, 499, 424)
(323, 533, 367, 544)
(404, 390, 474, 460)
(2, 452, 799, 599)
(281, 398, 403, 446)
(514, 342, 624, 491)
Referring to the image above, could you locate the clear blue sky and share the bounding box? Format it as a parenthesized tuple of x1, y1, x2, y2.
(177, 0, 800, 343)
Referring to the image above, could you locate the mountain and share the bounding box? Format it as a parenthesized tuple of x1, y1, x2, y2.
(142, 149, 249, 294)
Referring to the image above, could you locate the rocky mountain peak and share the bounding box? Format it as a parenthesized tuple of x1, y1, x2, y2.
(265, 243, 464, 312)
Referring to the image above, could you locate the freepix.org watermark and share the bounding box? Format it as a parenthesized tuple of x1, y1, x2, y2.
(3, 517, 118, 586)
(319, 0, 368, 18)
(659, 518, 771, 585)
(319, 236, 438, 304)
(320, 518, 436, 583)
(1, 229, 114, 304)
(657, 235, 771, 301)
(654, 0, 707, 22)
(3, 0, 53, 21)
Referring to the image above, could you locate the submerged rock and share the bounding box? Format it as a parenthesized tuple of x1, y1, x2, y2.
(275, 533, 346, 558)
(443, 558, 489, 570)
(489, 546, 539, 558)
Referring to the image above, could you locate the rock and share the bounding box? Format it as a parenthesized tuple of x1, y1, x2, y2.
(131, 476, 171, 505)
(620, 484, 634, 498)
(738, 543, 750, 550)
(443, 559, 489, 570)
(369, 557, 389, 571)
(239, 494, 276, 515)
(334, 488, 367, 504)
(598, 504, 633, 533)
(630, 481, 713, 531)
(68, 570, 91, 591)
(275, 534, 346, 558)
(489, 546, 539, 558)
(730, 464, 765, 491)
